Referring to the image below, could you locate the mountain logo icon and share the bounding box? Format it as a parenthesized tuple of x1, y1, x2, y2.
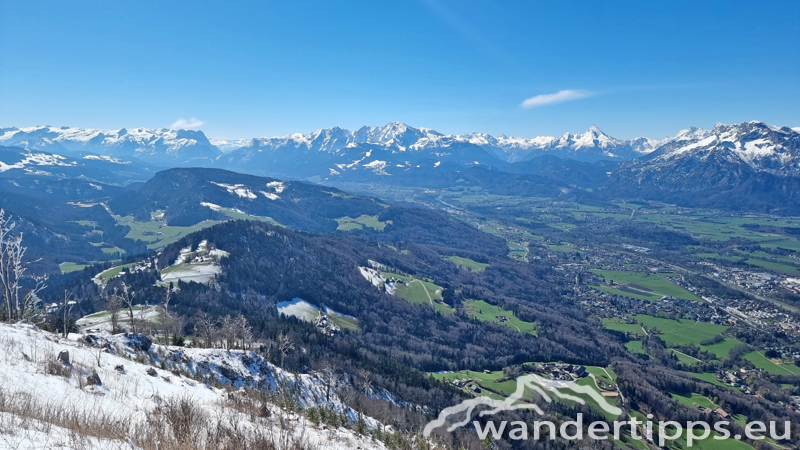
(423, 373, 623, 437)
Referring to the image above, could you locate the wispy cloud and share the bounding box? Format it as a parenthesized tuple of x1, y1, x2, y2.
(520, 90, 592, 108)
(170, 117, 204, 129)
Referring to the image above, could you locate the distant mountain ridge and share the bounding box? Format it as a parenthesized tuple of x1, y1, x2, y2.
(0, 122, 685, 168)
(0, 125, 221, 166)
(605, 121, 800, 213)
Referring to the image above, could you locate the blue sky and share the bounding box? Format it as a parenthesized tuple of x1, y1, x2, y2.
(2, 0, 798, 140)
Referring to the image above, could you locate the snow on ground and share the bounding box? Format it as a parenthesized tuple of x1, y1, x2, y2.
(260, 190, 280, 200)
(82, 154, 130, 164)
(277, 298, 319, 322)
(266, 181, 286, 193)
(75, 305, 161, 333)
(161, 263, 221, 284)
(209, 181, 257, 199)
(160, 241, 228, 284)
(0, 322, 389, 449)
(359, 267, 385, 288)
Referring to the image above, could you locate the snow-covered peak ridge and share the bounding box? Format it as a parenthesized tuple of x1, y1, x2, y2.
(0, 125, 220, 165)
(651, 121, 800, 176)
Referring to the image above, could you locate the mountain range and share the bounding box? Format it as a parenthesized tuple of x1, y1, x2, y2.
(2, 120, 799, 214)
(0, 122, 672, 167)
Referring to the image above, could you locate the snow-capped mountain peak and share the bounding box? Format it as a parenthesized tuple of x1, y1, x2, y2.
(647, 121, 800, 176)
(0, 125, 221, 166)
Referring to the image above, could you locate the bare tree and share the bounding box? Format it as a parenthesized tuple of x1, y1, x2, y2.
(161, 284, 176, 345)
(115, 282, 137, 334)
(277, 331, 294, 370)
(107, 294, 122, 334)
(236, 314, 253, 350)
(319, 363, 340, 403)
(220, 315, 236, 349)
(0, 210, 47, 322)
(170, 312, 186, 345)
(60, 291, 75, 338)
(194, 311, 218, 348)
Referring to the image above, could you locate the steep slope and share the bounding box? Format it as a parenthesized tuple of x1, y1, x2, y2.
(0, 126, 221, 166)
(605, 121, 800, 213)
(0, 322, 388, 449)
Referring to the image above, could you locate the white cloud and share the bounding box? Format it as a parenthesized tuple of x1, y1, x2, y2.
(520, 90, 592, 108)
(170, 117, 205, 129)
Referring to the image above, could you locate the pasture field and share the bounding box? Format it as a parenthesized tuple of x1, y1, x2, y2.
(101, 246, 126, 255)
(95, 262, 136, 283)
(211, 206, 285, 227)
(463, 299, 536, 335)
(328, 313, 359, 330)
(602, 318, 645, 334)
(429, 369, 503, 383)
(585, 366, 615, 384)
(685, 371, 730, 389)
(743, 351, 800, 376)
(626, 315, 740, 359)
(671, 392, 717, 409)
(591, 270, 702, 302)
(744, 258, 800, 276)
(382, 271, 452, 314)
(115, 214, 222, 249)
(625, 340, 645, 354)
(335, 214, 391, 231)
(669, 349, 701, 365)
(59, 262, 90, 273)
(446, 255, 489, 271)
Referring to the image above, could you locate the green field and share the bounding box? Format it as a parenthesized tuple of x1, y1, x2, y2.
(430, 369, 504, 383)
(115, 214, 222, 249)
(59, 262, 90, 273)
(382, 271, 452, 314)
(743, 351, 800, 375)
(327, 311, 359, 331)
(336, 215, 392, 231)
(623, 315, 744, 360)
(671, 392, 717, 409)
(95, 262, 135, 283)
(669, 349, 702, 365)
(591, 270, 702, 302)
(625, 340, 645, 354)
(101, 246, 126, 255)
(446, 256, 489, 271)
(686, 371, 730, 389)
(602, 318, 645, 334)
(463, 299, 536, 335)
(744, 258, 800, 276)
(210, 206, 285, 227)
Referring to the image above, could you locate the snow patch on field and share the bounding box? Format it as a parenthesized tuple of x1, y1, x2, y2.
(359, 267, 386, 288)
(83, 154, 130, 164)
(210, 181, 257, 199)
(277, 298, 320, 322)
(266, 181, 286, 193)
(260, 191, 280, 200)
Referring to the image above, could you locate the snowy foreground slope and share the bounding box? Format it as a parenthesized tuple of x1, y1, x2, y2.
(0, 322, 398, 450)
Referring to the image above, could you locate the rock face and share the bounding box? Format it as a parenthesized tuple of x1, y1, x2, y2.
(124, 333, 153, 352)
(57, 350, 70, 365)
(86, 373, 102, 386)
